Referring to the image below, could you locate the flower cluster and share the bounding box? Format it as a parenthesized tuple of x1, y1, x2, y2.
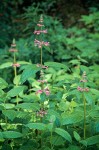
(9, 39, 20, 68)
(77, 71, 89, 92)
(36, 109, 47, 117)
(36, 88, 50, 96)
(34, 15, 49, 48)
(36, 63, 48, 69)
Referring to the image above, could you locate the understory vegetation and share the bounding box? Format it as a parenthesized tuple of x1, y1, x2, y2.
(0, 1, 99, 150)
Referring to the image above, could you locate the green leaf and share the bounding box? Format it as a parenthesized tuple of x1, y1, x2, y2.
(26, 123, 46, 130)
(84, 92, 93, 104)
(55, 128, 72, 143)
(62, 113, 83, 125)
(0, 78, 8, 89)
(7, 86, 25, 97)
(80, 135, 99, 146)
(2, 110, 17, 121)
(0, 62, 12, 69)
(51, 136, 65, 146)
(44, 62, 68, 70)
(13, 75, 21, 85)
(0, 103, 15, 109)
(73, 131, 81, 141)
(0, 131, 23, 138)
(16, 103, 40, 111)
(20, 64, 40, 83)
(66, 145, 81, 150)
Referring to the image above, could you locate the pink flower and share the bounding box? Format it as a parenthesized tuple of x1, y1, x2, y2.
(12, 63, 20, 67)
(34, 30, 47, 35)
(37, 109, 47, 117)
(84, 87, 89, 92)
(9, 48, 18, 52)
(37, 24, 44, 27)
(38, 80, 47, 83)
(77, 86, 83, 92)
(36, 64, 48, 69)
(36, 90, 43, 94)
(44, 88, 50, 95)
(11, 44, 16, 47)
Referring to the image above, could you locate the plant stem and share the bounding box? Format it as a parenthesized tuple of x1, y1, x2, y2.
(50, 130, 53, 149)
(83, 91, 86, 139)
(40, 46, 43, 65)
(13, 51, 19, 105)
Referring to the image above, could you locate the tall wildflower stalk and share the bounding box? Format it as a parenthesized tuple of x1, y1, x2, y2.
(34, 15, 50, 147)
(34, 15, 50, 106)
(77, 71, 89, 139)
(9, 39, 20, 105)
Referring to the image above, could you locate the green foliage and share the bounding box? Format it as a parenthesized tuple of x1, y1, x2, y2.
(0, 5, 99, 150)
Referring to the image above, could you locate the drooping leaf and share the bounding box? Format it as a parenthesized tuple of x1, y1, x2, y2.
(73, 131, 81, 141)
(16, 103, 40, 111)
(0, 77, 8, 89)
(44, 62, 68, 70)
(51, 136, 65, 146)
(0, 103, 15, 109)
(0, 62, 12, 69)
(26, 123, 46, 130)
(55, 128, 72, 143)
(2, 110, 17, 121)
(84, 92, 93, 104)
(1, 131, 23, 138)
(80, 135, 99, 146)
(62, 113, 83, 125)
(20, 64, 40, 83)
(7, 86, 25, 97)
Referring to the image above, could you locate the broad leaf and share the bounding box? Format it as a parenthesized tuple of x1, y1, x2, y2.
(16, 103, 40, 111)
(0, 78, 8, 89)
(1, 131, 23, 138)
(20, 64, 40, 83)
(7, 86, 25, 97)
(80, 135, 99, 146)
(55, 128, 72, 143)
(26, 123, 46, 130)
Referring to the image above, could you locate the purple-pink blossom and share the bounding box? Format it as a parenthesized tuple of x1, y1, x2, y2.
(38, 80, 47, 83)
(36, 88, 50, 96)
(9, 48, 18, 52)
(36, 63, 48, 69)
(37, 109, 47, 117)
(37, 24, 44, 27)
(77, 86, 89, 92)
(34, 30, 47, 35)
(12, 63, 20, 67)
(34, 39, 49, 48)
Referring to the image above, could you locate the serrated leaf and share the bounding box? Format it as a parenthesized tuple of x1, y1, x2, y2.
(84, 92, 93, 104)
(55, 128, 72, 143)
(0, 103, 15, 109)
(16, 103, 40, 111)
(1, 131, 23, 138)
(7, 86, 25, 97)
(51, 136, 65, 146)
(80, 135, 99, 146)
(62, 113, 83, 125)
(20, 64, 40, 83)
(73, 131, 81, 141)
(66, 145, 80, 150)
(13, 75, 21, 85)
(2, 110, 17, 121)
(0, 78, 8, 89)
(44, 62, 68, 70)
(26, 123, 46, 130)
(0, 62, 12, 69)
